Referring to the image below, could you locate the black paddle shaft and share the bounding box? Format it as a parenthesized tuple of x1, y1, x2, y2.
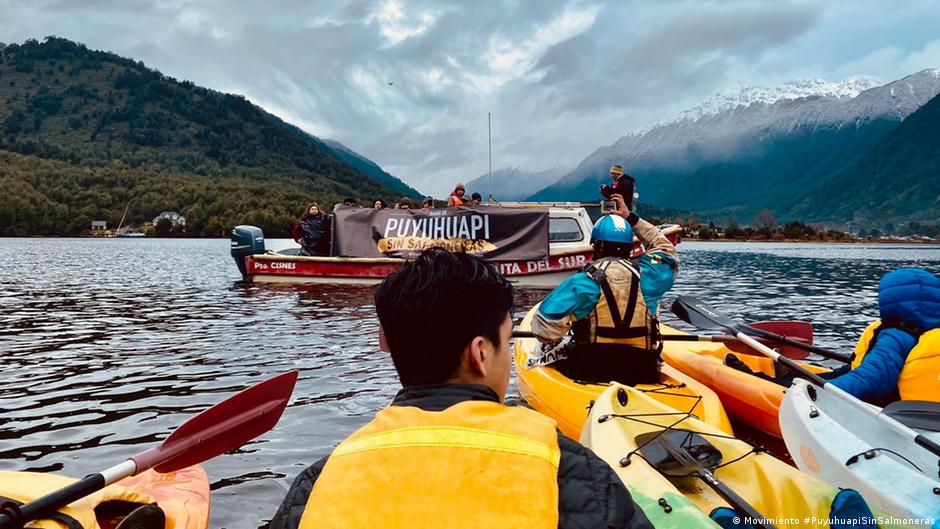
(672, 296, 940, 460)
(670, 296, 850, 363)
(653, 431, 778, 529)
(0, 474, 105, 529)
(696, 469, 778, 529)
(671, 296, 831, 387)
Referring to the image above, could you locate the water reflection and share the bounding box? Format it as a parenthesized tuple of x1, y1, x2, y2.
(1, 238, 939, 528)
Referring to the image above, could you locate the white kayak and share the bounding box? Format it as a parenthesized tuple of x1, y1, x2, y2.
(779, 378, 940, 528)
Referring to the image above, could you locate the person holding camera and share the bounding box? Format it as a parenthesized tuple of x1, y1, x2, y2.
(530, 194, 677, 385)
(600, 165, 636, 210)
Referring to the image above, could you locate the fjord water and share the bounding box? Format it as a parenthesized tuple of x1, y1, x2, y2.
(2, 238, 939, 528)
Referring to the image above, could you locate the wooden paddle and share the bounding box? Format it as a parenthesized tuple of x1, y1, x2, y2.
(671, 296, 940, 459)
(0, 371, 298, 529)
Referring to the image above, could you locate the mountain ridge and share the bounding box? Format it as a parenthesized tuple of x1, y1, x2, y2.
(529, 69, 940, 223)
(0, 36, 406, 236)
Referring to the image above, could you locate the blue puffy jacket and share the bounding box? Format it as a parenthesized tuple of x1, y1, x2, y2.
(829, 268, 940, 402)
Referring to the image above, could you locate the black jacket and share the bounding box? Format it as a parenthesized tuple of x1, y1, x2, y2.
(601, 175, 636, 209)
(268, 384, 652, 529)
(291, 215, 331, 256)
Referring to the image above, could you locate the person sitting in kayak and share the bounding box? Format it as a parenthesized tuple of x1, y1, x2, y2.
(531, 194, 678, 385)
(728, 267, 940, 406)
(269, 248, 653, 529)
(827, 267, 940, 404)
(291, 202, 331, 256)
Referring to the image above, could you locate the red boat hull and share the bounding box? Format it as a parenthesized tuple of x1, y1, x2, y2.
(245, 249, 594, 287)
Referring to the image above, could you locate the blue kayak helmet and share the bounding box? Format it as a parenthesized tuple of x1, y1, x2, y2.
(591, 214, 634, 257)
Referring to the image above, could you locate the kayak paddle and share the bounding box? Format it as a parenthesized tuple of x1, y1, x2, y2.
(670, 299, 850, 363)
(882, 400, 940, 433)
(511, 330, 812, 359)
(0, 370, 298, 529)
(671, 296, 940, 459)
(635, 428, 777, 529)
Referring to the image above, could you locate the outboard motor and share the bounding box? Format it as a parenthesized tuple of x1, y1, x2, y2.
(231, 225, 265, 279)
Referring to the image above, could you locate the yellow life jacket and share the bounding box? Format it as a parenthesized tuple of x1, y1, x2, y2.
(0, 471, 156, 529)
(573, 258, 660, 350)
(299, 400, 561, 529)
(852, 320, 940, 402)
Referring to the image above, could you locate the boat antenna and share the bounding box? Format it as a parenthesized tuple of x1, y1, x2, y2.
(488, 112, 492, 196)
(117, 201, 131, 233)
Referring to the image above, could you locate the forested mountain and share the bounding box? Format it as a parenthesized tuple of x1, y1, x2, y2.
(790, 91, 940, 223)
(0, 37, 404, 236)
(529, 70, 940, 224)
(321, 139, 422, 198)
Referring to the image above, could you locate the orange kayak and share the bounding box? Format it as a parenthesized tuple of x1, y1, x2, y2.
(514, 305, 733, 439)
(661, 324, 829, 438)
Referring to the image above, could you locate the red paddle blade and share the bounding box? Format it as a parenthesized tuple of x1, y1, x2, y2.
(748, 320, 813, 344)
(725, 336, 810, 360)
(132, 371, 298, 473)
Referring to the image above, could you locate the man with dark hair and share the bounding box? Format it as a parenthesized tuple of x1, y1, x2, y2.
(269, 248, 652, 529)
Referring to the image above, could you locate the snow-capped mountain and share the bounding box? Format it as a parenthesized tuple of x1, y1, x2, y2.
(675, 77, 881, 122)
(529, 69, 940, 221)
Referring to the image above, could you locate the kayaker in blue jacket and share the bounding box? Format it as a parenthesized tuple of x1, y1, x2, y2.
(827, 267, 940, 404)
(727, 267, 940, 405)
(530, 194, 678, 385)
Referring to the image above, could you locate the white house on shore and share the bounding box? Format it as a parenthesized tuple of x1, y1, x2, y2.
(153, 211, 186, 227)
(91, 220, 107, 230)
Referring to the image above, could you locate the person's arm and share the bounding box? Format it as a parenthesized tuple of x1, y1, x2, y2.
(828, 328, 915, 402)
(555, 433, 653, 529)
(531, 273, 601, 344)
(291, 222, 303, 244)
(268, 456, 329, 529)
(608, 195, 674, 261)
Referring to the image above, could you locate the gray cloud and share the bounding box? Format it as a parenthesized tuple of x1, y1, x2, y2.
(2, 0, 940, 195)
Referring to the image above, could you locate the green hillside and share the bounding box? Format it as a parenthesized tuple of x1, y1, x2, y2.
(0, 37, 403, 236)
(790, 92, 940, 224)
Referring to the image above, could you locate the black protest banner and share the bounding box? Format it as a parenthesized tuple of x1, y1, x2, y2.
(333, 206, 549, 261)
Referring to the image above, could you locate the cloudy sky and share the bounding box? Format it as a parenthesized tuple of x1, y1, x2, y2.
(3, 0, 940, 195)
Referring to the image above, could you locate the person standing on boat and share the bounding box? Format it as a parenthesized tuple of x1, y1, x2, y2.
(269, 248, 653, 529)
(291, 203, 331, 257)
(530, 194, 677, 385)
(447, 183, 467, 206)
(600, 165, 636, 210)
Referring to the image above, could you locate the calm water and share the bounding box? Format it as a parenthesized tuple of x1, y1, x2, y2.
(2, 238, 939, 528)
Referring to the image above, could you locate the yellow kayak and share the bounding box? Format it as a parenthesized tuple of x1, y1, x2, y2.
(0, 465, 210, 529)
(513, 304, 732, 439)
(584, 383, 899, 529)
